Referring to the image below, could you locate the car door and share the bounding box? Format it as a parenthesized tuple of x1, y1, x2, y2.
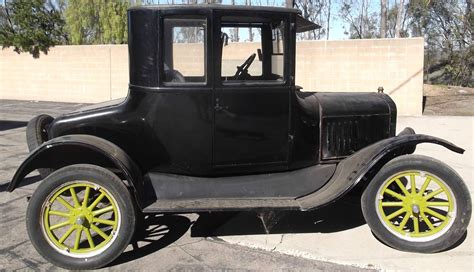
(146, 13, 214, 176)
(212, 13, 291, 174)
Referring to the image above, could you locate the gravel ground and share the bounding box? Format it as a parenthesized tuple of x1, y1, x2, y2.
(423, 84, 474, 116)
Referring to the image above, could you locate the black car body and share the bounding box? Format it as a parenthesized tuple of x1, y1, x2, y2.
(9, 5, 472, 269)
(9, 5, 464, 212)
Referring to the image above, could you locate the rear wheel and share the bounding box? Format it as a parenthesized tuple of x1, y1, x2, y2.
(362, 155, 471, 252)
(26, 114, 53, 178)
(26, 164, 136, 269)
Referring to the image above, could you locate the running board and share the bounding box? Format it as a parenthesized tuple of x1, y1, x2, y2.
(142, 198, 301, 213)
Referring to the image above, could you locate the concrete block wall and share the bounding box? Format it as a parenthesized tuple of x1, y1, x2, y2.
(0, 37, 424, 115)
(0, 45, 129, 103)
(296, 38, 424, 116)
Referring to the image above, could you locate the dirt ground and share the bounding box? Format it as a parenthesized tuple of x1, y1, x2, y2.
(423, 84, 474, 116)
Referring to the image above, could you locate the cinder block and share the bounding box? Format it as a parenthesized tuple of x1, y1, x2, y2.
(0, 38, 424, 115)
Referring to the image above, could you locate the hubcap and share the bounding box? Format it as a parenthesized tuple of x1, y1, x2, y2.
(411, 204, 420, 214)
(75, 215, 86, 226)
(41, 182, 120, 257)
(376, 171, 456, 242)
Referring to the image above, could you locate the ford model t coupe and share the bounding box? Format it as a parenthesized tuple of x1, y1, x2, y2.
(8, 5, 471, 269)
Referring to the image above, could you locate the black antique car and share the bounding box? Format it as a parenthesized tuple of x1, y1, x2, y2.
(8, 4, 471, 270)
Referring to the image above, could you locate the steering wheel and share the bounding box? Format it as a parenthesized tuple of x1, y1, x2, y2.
(234, 53, 256, 80)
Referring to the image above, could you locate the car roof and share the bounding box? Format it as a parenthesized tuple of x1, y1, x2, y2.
(128, 4, 301, 14)
(128, 4, 320, 32)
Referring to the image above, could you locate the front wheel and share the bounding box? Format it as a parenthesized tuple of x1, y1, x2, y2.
(26, 164, 136, 269)
(362, 155, 471, 253)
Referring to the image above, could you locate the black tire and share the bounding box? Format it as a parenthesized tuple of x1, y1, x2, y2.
(361, 154, 471, 253)
(26, 164, 136, 269)
(26, 114, 54, 178)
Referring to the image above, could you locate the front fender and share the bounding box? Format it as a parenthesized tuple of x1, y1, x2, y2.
(297, 127, 464, 210)
(8, 134, 145, 208)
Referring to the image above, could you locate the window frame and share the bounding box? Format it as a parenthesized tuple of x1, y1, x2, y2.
(216, 14, 289, 87)
(220, 24, 264, 79)
(160, 15, 209, 87)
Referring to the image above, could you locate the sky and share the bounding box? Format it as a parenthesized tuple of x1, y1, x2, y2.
(1, 0, 381, 41)
(144, 0, 382, 40)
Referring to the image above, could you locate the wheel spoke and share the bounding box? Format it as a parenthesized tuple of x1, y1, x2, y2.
(70, 187, 81, 208)
(92, 206, 114, 217)
(423, 188, 444, 200)
(384, 189, 405, 200)
(418, 177, 432, 196)
(381, 202, 404, 207)
(413, 217, 419, 234)
(48, 210, 70, 218)
(386, 207, 406, 220)
(90, 224, 109, 240)
(93, 217, 116, 226)
(88, 191, 106, 211)
(420, 212, 435, 230)
(424, 207, 447, 221)
(398, 213, 410, 230)
(58, 226, 76, 244)
(82, 187, 91, 208)
(410, 174, 416, 194)
(49, 220, 70, 231)
(425, 201, 450, 207)
(84, 228, 95, 248)
(74, 228, 82, 250)
(394, 178, 410, 196)
(56, 196, 74, 211)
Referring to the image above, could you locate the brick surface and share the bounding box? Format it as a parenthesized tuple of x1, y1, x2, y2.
(0, 38, 424, 115)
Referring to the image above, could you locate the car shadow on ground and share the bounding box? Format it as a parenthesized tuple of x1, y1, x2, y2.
(0, 120, 27, 131)
(190, 192, 366, 237)
(110, 192, 367, 266)
(111, 214, 193, 266)
(0, 175, 42, 192)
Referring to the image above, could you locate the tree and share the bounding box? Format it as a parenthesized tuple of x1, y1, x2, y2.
(339, 0, 378, 39)
(229, 0, 239, 42)
(295, 0, 327, 40)
(0, 5, 6, 27)
(406, 0, 472, 86)
(99, 1, 129, 44)
(326, 0, 331, 40)
(247, 0, 254, 41)
(0, 0, 66, 58)
(394, 0, 405, 38)
(65, 0, 129, 45)
(380, 0, 387, 38)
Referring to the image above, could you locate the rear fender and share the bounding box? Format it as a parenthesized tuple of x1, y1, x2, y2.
(8, 135, 145, 208)
(297, 128, 464, 210)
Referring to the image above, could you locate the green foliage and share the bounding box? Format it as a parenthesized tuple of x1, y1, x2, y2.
(0, 6, 6, 26)
(0, 0, 66, 58)
(408, 0, 473, 87)
(65, 0, 130, 45)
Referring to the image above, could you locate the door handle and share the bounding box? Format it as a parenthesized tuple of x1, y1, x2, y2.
(215, 98, 228, 112)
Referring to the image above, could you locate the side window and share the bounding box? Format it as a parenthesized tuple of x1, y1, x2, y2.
(272, 22, 285, 78)
(221, 26, 263, 79)
(163, 18, 206, 84)
(220, 17, 285, 83)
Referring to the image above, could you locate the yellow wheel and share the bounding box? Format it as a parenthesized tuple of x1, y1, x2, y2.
(27, 164, 136, 269)
(362, 155, 471, 252)
(41, 182, 120, 256)
(376, 170, 455, 241)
